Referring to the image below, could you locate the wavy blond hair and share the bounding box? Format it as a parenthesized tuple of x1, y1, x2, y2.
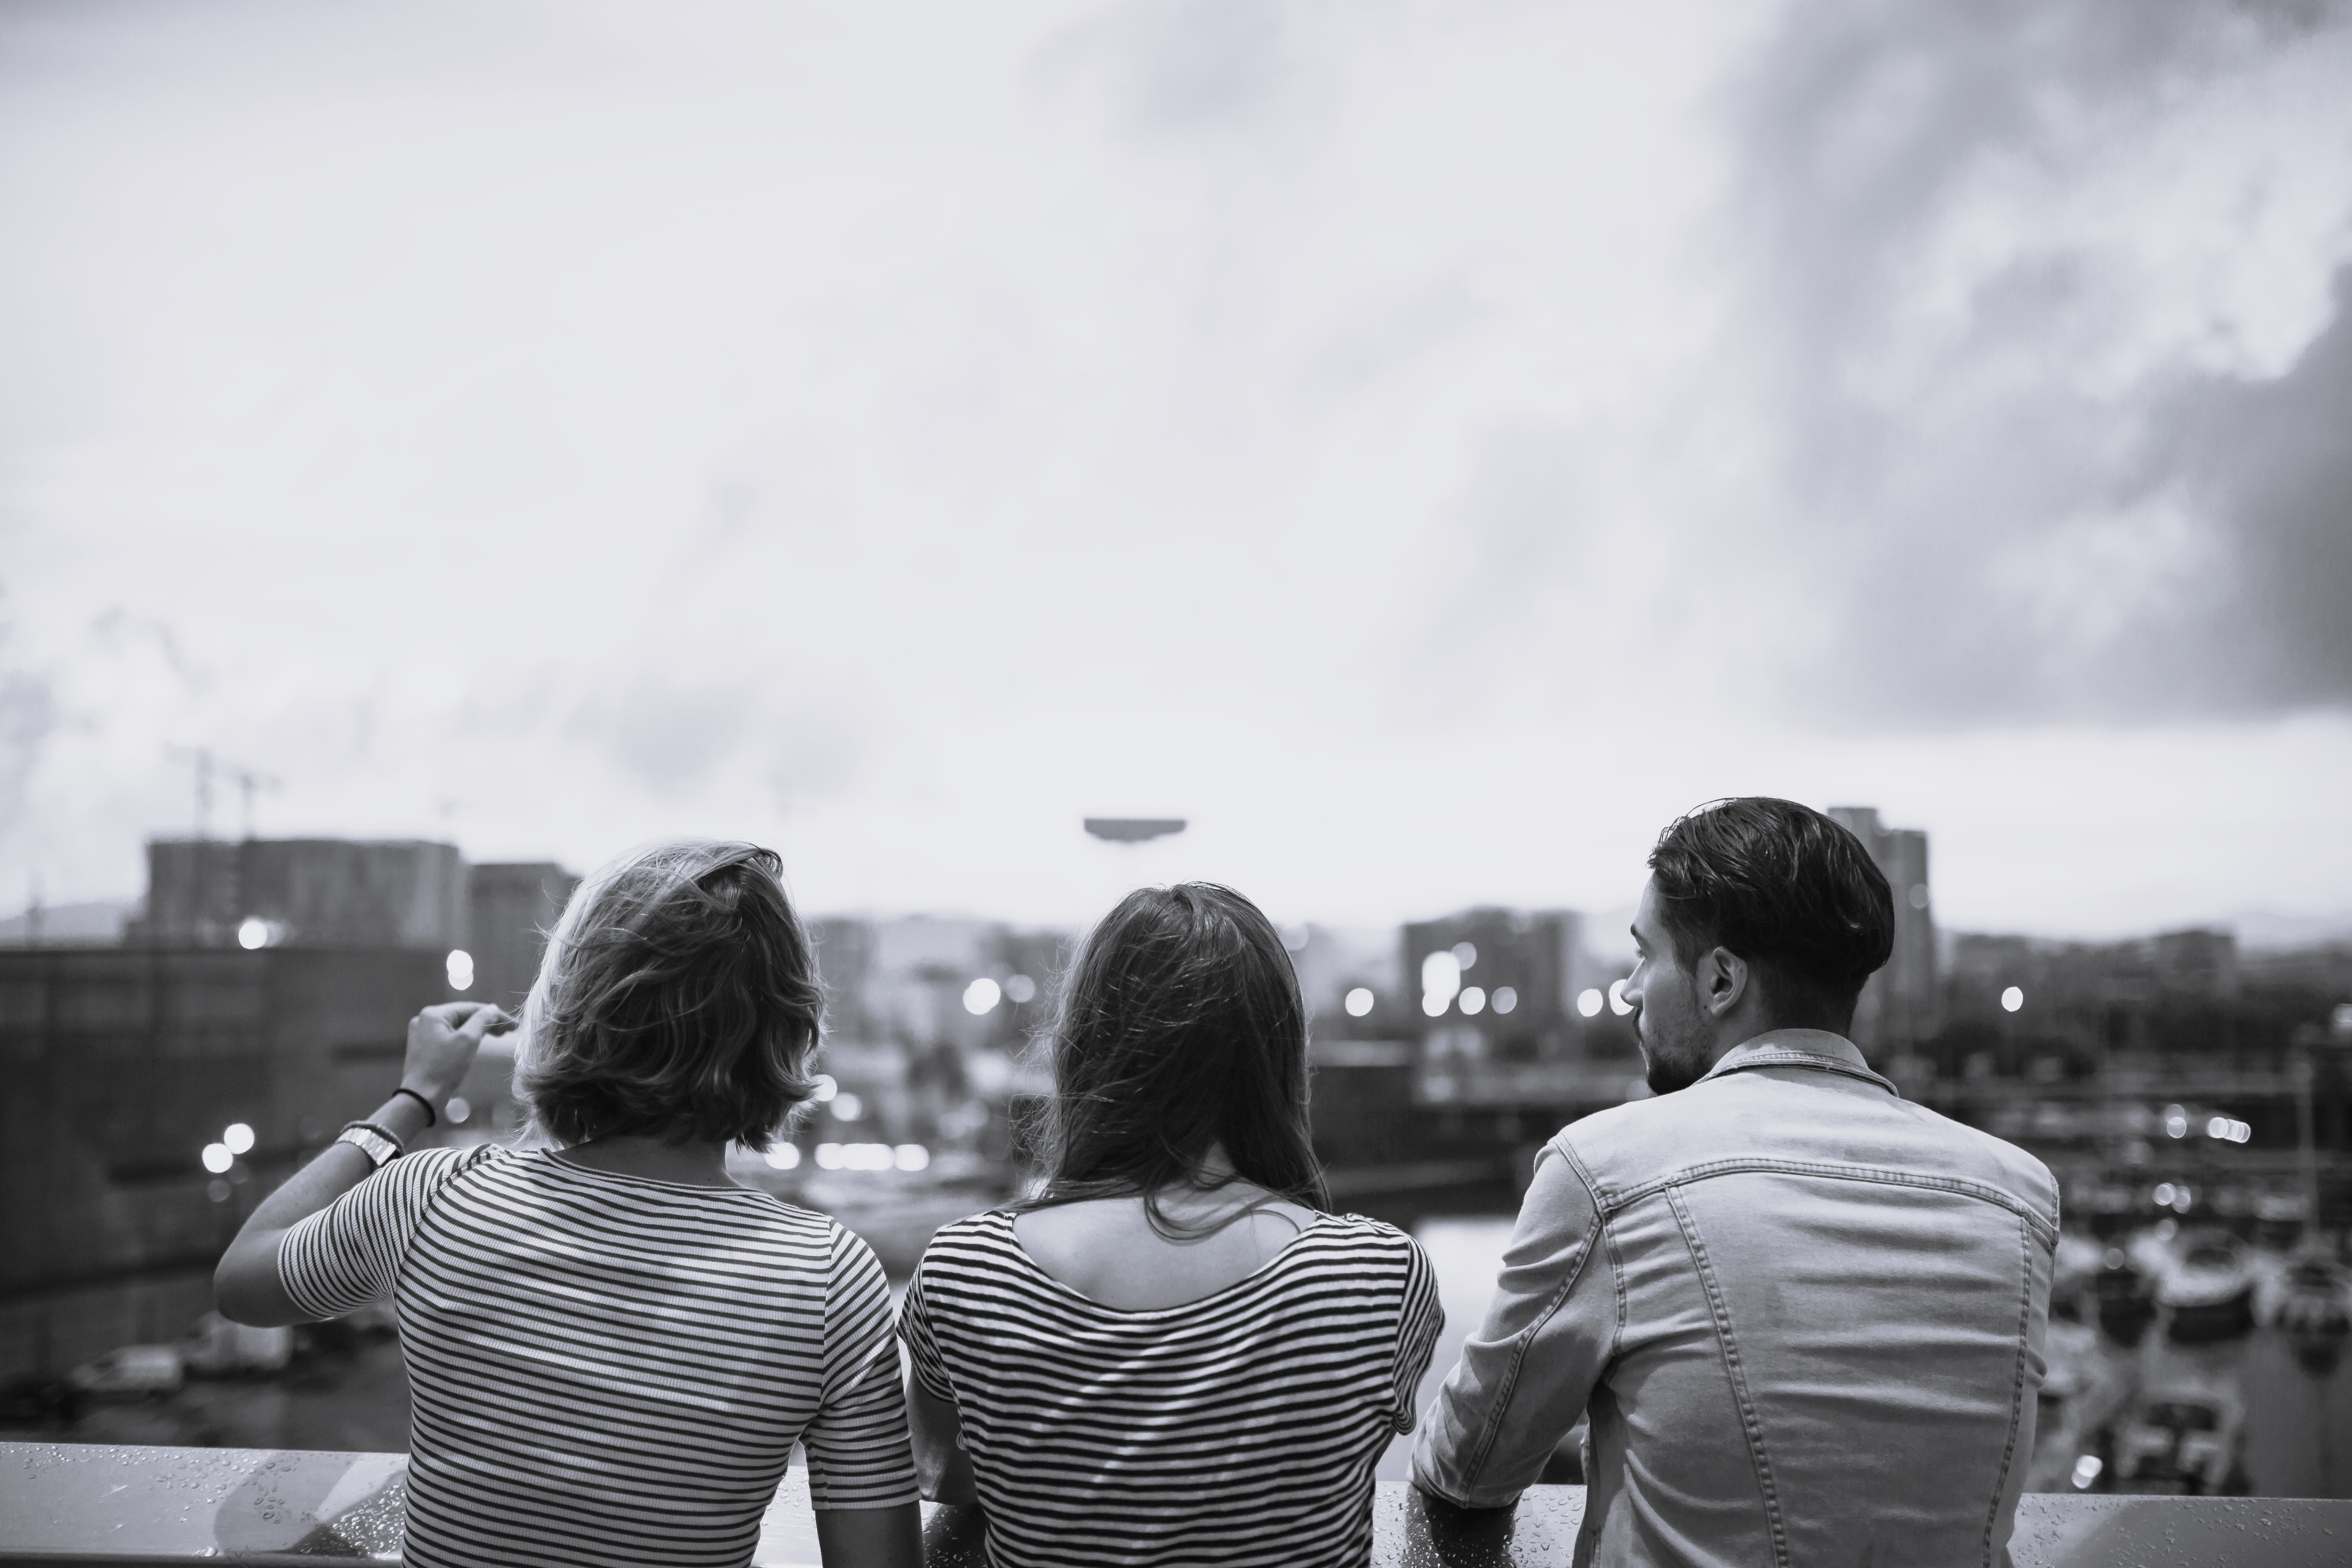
(515, 840, 822, 1149)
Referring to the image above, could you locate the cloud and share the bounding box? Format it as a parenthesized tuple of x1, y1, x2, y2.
(0, 610, 57, 843)
(1040, 0, 1290, 132)
(4, 1, 2351, 930)
(2162, 265, 2352, 709)
(1717, 0, 2352, 724)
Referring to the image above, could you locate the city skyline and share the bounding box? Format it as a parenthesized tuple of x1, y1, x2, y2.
(4, 2, 2350, 938)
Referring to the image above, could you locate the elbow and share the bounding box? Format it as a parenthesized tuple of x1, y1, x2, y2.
(212, 1245, 292, 1327)
(212, 1260, 262, 1326)
(914, 1447, 977, 1506)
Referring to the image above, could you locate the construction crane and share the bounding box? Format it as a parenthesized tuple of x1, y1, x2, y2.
(165, 747, 281, 840)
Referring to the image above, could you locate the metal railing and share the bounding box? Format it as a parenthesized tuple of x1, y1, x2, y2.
(2, 1441, 2347, 1566)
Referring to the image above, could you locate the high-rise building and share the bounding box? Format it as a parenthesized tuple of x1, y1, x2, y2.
(1828, 806, 1938, 1056)
(3, 837, 578, 1383)
(0, 941, 449, 1381)
(134, 839, 466, 950)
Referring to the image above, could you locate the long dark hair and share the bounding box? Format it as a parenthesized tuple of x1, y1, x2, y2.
(1020, 882, 1328, 1234)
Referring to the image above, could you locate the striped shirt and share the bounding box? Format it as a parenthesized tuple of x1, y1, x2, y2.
(278, 1145, 918, 1568)
(899, 1207, 1443, 1568)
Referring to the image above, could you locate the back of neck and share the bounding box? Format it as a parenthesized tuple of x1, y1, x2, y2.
(559, 1134, 737, 1188)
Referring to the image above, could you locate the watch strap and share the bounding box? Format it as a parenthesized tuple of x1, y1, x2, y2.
(336, 1121, 404, 1169)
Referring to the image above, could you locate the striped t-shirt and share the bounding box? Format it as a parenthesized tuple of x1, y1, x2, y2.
(278, 1145, 918, 1568)
(898, 1207, 1443, 1568)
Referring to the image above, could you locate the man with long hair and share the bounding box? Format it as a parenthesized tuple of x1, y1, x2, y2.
(1414, 798, 2056, 1566)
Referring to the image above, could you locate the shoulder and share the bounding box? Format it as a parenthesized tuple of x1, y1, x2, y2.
(367, 1141, 495, 1198)
(912, 1208, 1019, 1275)
(904, 1212, 1036, 1326)
(1894, 1102, 2061, 1223)
(908, 1209, 1024, 1291)
(1313, 1210, 1419, 1252)
(924, 1207, 1017, 1247)
(444, 1140, 519, 1176)
(1297, 1212, 1430, 1279)
(408, 1141, 528, 1183)
(1547, 1092, 1693, 1183)
(739, 1188, 854, 1242)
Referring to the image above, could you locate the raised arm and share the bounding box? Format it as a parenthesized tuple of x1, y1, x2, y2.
(213, 1001, 507, 1325)
(1412, 1140, 1615, 1508)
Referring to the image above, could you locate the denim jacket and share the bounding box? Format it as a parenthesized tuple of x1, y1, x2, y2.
(1412, 1031, 2057, 1567)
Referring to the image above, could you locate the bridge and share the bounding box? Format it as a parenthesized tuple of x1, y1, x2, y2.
(2, 1441, 2344, 1565)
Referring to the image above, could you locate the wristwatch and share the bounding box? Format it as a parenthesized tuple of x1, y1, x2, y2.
(336, 1121, 405, 1170)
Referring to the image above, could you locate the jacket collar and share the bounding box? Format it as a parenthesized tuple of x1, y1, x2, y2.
(1696, 1029, 1898, 1094)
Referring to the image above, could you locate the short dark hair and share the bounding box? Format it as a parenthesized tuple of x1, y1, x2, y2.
(1024, 883, 1328, 1232)
(1646, 798, 1893, 1029)
(516, 840, 821, 1149)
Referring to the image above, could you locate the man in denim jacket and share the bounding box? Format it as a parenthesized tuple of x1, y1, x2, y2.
(1414, 798, 2056, 1567)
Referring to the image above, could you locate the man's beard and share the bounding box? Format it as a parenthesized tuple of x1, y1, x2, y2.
(1643, 1049, 1707, 1096)
(1637, 977, 1709, 1095)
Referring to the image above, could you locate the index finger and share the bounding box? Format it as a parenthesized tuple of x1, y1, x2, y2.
(457, 1005, 516, 1043)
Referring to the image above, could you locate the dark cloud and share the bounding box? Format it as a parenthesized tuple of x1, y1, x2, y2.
(1726, 0, 2352, 724)
(2165, 267, 2352, 708)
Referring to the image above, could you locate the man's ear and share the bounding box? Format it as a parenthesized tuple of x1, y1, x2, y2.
(1700, 947, 1750, 1020)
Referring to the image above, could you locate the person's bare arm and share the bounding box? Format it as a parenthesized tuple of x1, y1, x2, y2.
(908, 1378, 978, 1504)
(213, 1002, 508, 1325)
(813, 1501, 922, 1568)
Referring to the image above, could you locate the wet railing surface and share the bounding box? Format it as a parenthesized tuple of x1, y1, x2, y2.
(2, 1441, 2347, 1566)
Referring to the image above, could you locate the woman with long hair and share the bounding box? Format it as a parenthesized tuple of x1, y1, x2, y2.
(216, 840, 921, 1568)
(899, 882, 1442, 1567)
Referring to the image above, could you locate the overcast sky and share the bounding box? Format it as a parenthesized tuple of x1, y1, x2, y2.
(4, 0, 2350, 938)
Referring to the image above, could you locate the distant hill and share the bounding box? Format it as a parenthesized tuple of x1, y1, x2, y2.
(2229, 911, 2352, 952)
(0, 899, 136, 946)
